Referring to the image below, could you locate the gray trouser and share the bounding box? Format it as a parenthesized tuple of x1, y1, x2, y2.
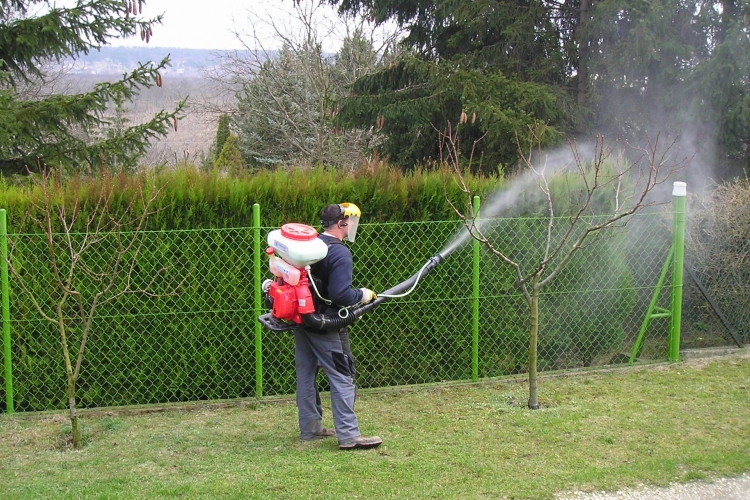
(294, 327, 360, 442)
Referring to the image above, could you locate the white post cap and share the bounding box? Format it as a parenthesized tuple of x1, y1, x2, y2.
(672, 181, 687, 197)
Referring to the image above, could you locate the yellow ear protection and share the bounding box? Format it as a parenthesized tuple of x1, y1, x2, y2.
(338, 205, 348, 227)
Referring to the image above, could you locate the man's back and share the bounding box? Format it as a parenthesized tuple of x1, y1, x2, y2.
(311, 234, 362, 308)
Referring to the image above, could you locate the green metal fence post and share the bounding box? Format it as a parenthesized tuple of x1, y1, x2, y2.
(629, 245, 674, 364)
(472, 196, 480, 382)
(668, 182, 687, 362)
(0, 209, 13, 413)
(253, 203, 263, 398)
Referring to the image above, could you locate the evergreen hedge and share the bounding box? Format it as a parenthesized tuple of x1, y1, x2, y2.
(0, 164, 494, 230)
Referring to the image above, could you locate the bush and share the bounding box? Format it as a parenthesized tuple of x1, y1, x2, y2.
(686, 177, 750, 343)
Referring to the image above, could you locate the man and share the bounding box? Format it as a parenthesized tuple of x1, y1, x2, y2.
(295, 202, 382, 450)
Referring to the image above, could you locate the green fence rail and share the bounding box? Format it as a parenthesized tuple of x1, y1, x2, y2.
(0, 191, 738, 413)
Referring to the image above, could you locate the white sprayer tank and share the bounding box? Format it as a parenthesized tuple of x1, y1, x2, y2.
(267, 223, 328, 269)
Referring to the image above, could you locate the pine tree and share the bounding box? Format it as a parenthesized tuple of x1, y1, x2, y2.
(214, 133, 244, 173)
(213, 114, 231, 159)
(330, 0, 749, 176)
(328, 0, 573, 172)
(585, 0, 750, 178)
(0, 0, 185, 175)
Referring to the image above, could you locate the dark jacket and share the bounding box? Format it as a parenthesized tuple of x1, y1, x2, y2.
(310, 233, 363, 310)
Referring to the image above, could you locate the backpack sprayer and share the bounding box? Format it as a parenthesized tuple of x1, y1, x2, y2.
(258, 222, 444, 333)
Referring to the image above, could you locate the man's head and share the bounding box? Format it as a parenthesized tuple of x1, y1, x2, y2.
(320, 203, 361, 242)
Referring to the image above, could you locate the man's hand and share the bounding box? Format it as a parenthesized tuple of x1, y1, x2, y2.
(360, 288, 377, 304)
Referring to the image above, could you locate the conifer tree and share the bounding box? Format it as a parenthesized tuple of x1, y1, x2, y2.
(214, 133, 244, 173)
(330, 0, 749, 176)
(327, 0, 574, 172)
(0, 0, 184, 175)
(213, 114, 231, 159)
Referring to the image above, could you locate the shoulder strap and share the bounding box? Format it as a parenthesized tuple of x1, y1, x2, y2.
(309, 237, 344, 309)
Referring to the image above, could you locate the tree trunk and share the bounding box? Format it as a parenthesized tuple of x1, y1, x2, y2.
(576, 0, 591, 108)
(59, 305, 83, 449)
(67, 378, 82, 448)
(719, 0, 738, 44)
(528, 283, 540, 409)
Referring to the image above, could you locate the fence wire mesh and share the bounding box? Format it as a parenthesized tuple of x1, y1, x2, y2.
(682, 248, 749, 348)
(0, 210, 739, 413)
(680, 269, 748, 348)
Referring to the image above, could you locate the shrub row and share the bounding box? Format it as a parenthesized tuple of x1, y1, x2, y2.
(0, 164, 497, 231)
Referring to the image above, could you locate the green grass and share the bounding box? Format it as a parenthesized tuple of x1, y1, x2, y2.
(1, 353, 749, 500)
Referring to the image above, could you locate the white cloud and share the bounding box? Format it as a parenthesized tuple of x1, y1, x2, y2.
(50, 0, 399, 54)
(105, 0, 257, 50)
(106, 0, 354, 52)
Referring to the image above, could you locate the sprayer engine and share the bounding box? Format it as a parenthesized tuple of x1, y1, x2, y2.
(264, 223, 328, 325)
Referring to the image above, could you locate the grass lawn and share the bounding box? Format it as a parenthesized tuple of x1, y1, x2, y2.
(1, 351, 748, 500)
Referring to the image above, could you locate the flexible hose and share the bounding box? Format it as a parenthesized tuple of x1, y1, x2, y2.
(377, 260, 434, 298)
(299, 255, 444, 330)
(300, 310, 360, 330)
(351, 254, 444, 317)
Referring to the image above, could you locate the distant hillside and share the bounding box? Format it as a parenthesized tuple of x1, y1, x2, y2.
(66, 46, 251, 78)
(58, 47, 242, 164)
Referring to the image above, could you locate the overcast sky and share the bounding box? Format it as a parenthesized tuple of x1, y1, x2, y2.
(106, 0, 354, 52)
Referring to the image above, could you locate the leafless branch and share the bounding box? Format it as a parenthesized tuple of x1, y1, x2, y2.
(536, 133, 687, 287)
(438, 124, 531, 302)
(444, 123, 688, 301)
(6, 170, 186, 383)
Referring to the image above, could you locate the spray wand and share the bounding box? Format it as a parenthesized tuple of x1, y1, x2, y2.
(353, 254, 444, 314)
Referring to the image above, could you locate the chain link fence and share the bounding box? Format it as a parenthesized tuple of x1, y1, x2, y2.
(682, 183, 750, 348)
(0, 209, 740, 413)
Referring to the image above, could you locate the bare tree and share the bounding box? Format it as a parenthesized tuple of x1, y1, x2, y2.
(445, 124, 688, 409)
(196, 0, 401, 169)
(5, 168, 186, 448)
(199, 0, 401, 115)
